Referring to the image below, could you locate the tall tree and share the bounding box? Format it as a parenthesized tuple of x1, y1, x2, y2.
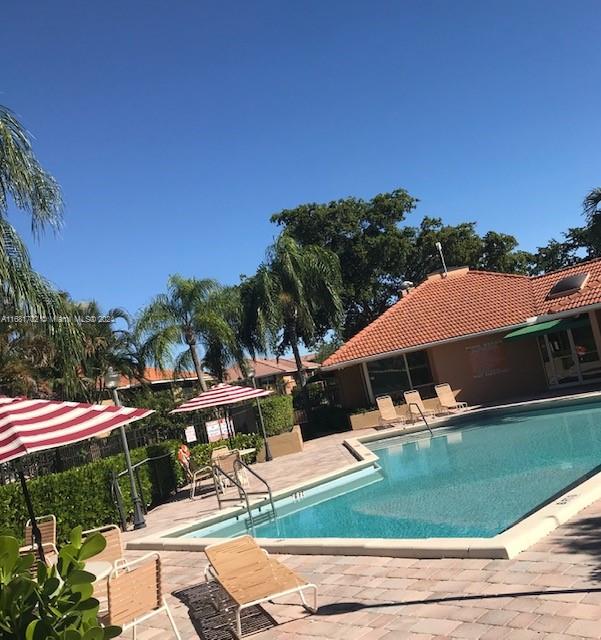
(0, 106, 82, 384)
(201, 285, 249, 382)
(532, 186, 601, 274)
(271, 189, 418, 339)
(136, 275, 227, 391)
(272, 189, 533, 339)
(241, 233, 343, 387)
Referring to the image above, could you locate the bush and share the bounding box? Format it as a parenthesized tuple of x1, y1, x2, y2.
(256, 395, 294, 436)
(0, 528, 121, 639)
(0, 441, 179, 542)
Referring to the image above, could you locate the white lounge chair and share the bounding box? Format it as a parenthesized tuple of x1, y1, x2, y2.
(376, 395, 406, 428)
(404, 390, 437, 422)
(435, 383, 468, 412)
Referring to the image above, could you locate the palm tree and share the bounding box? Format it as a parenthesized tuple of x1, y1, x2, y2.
(582, 187, 601, 257)
(241, 233, 343, 388)
(201, 285, 250, 382)
(136, 275, 229, 391)
(0, 106, 82, 385)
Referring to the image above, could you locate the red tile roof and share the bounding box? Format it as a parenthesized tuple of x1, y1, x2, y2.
(117, 367, 210, 389)
(225, 356, 319, 382)
(324, 259, 601, 368)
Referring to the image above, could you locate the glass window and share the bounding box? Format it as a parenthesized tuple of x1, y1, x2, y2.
(367, 351, 433, 401)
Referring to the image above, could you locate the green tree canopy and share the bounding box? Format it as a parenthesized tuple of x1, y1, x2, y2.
(271, 189, 532, 338)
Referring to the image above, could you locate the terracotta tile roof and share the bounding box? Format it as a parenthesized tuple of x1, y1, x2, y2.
(117, 367, 211, 389)
(324, 259, 601, 368)
(225, 356, 320, 382)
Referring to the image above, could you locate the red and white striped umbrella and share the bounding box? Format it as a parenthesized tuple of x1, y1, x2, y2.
(0, 396, 154, 465)
(170, 382, 272, 414)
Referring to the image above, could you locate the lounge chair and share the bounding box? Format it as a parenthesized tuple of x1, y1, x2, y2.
(404, 390, 437, 422)
(376, 395, 407, 428)
(211, 445, 230, 462)
(213, 449, 249, 491)
(21, 515, 58, 567)
(178, 455, 213, 500)
(104, 553, 181, 639)
(435, 383, 468, 412)
(82, 524, 127, 588)
(24, 514, 56, 549)
(204, 535, 317, 638)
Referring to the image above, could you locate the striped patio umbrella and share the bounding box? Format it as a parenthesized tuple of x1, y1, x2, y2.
(0, 396, 154, 557)
(170, 382, 272, 413)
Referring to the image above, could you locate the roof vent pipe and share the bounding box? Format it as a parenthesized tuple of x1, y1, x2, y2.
(435, 242, 448, 277)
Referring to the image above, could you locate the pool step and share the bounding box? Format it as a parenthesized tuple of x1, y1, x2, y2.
(245, 507, 276, 530)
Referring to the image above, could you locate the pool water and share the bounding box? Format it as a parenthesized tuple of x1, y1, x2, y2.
(183, 399, 601, 539)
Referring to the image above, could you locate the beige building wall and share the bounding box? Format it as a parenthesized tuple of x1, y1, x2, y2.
(429, 333, 547, 405)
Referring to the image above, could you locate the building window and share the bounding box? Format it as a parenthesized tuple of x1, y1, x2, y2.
(366, 351, 434, 402)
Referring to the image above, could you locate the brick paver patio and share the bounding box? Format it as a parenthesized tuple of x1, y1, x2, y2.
(119, 429, 601, 639)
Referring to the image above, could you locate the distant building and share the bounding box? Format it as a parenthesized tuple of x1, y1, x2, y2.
(117, 367, 213, 397)
(225, 356, 320, 394)
(323, 259, 601, 408)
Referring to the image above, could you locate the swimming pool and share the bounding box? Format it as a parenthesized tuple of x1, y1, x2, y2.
(180, 398, 601, 540)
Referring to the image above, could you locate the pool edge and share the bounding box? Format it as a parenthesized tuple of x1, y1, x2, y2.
(127, 391, 601, 559)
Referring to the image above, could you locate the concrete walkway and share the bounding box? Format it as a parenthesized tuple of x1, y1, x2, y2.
(119, 430, 601, 639)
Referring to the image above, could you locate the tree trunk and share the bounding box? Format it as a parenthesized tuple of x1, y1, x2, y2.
(189, 343, 207, 392)
(288, 325, 307, 388)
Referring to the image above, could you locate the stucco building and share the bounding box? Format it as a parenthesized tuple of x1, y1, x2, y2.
(323, 259, 601, 409)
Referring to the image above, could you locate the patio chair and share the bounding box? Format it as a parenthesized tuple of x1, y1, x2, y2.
(435, 383, 468, 412)
(213, 450, 249, 492)
(204, 535, 317, 638)
(24, 514, 56, 549)
(104, 553, 181, 639)
(211, 445, 230, 462)
(82, 524, 127, 590)
(376, 395, 407, 428)
(404, 390, 437, 422)
(19, 541, 58, 574)
(178, 455, 213, 499)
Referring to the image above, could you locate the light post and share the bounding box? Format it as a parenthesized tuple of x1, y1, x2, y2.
(249, 371, 272, 461)
(104, 367, 146, 529)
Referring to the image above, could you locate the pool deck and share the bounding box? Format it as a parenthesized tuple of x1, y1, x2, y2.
(121, 428, 601, 639)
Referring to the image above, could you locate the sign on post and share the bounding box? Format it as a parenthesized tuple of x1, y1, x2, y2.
(205, 417, 234, 442)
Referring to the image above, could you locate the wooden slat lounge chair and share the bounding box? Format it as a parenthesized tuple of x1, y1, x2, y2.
(435, 383, 468, 412)
(105, 553, 181, 639)
(19, 541, 58, 574)
(204, 535, 317, 638)
(178, 455, 214, 499)
(211, 445, 230, 462)
(404, 390, 437, 422)
(24, 514, 56, 549)
(82, 524, 126, 589)
(213, 450, 249, 491)
(376, 395, 407, 428)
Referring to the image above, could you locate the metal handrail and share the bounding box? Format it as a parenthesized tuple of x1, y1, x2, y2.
(111, 452, 173, 527)
(212, 465, 256, 533)
(234, 458, 276, 519)
(408, 402, 434, 435)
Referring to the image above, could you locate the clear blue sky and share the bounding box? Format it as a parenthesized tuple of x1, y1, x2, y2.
(3, 0, 600, 315)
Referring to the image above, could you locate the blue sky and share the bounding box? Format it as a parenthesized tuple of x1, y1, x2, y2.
(3, 0, 601, 315)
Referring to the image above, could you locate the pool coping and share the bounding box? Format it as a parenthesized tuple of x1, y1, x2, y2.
(127, 390, 601, 559)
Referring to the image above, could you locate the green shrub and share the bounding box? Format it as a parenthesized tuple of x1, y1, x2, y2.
(0, 441, 179, 542)
(0, 528, 121, 639)
(256, 395, 294, 436)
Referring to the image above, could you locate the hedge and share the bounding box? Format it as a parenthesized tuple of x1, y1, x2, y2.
(0, 441, 181, 542)
(256, 395, 294, 436)
(0, 433, 263, 542)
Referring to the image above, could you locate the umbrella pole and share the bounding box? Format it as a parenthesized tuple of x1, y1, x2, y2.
(17, 463, 45, 563)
